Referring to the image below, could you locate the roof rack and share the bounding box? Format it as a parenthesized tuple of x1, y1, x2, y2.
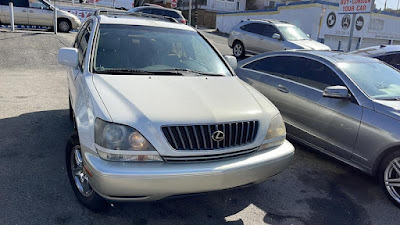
(94, 10, 179, 23)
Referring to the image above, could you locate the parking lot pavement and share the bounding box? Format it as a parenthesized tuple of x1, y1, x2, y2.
(0, 29, 398, 225)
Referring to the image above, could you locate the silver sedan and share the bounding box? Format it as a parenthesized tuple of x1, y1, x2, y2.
(235, 50, 400, 208)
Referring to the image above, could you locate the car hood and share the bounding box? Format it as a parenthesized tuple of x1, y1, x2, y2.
(93, 75, 278, 126)
(374, 100, 400, 120)
(289, 40, 331, 50)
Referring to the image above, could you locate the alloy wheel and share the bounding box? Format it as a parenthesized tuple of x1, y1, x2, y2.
(384, 157, 400, 204)
(233, 43, 242, 57)
(70, 145, 93, 197)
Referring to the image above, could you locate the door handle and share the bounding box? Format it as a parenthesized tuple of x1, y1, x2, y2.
(22, 9, 27, 12)
(29, 10, 34, 13)
(277, 85, 289, 93)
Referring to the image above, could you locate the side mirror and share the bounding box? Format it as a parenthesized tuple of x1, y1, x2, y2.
(224, 55, 237, 70)
(58, 48, 78, 68)
(307, 34, 310, 38)
(272, 33, 281, 40)
(323, 86, 350, 99)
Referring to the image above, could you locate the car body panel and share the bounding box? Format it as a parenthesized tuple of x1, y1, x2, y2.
(82, 140, 294, 201)
(228, 20, 330, 55)
(236, 50, 400, 175)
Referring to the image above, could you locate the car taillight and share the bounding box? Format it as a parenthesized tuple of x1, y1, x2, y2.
(180, 18, 187, 24)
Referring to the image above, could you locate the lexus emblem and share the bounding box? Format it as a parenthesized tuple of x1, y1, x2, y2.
(212, 131, 225, 142)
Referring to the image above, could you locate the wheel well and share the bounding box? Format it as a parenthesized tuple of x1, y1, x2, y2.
(372, 146, 400, 176)
(233, 40, 243, 46)
(57, 18, 71, 26)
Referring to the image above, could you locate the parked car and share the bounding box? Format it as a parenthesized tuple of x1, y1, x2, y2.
(128, 6, 186, 24)
(228, 20, 331, 58)
(351, 45, 400, 70)
(58, 11, 294, 211)
(0, 0, 81, 32)
(235, 50, 400, 207)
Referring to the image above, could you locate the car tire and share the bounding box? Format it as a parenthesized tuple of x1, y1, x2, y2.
(379, 150, 400, 208)
(233, 41, 245, 59)
(66, 132, 109, 212)
(58, 19, 71, 33)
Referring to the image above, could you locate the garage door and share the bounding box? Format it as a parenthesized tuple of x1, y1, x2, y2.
(360, 38, 390, 48)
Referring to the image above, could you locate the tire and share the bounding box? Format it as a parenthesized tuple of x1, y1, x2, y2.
(232, 41, 245, 59)
(66, 132, 109, 212)
(58, 19, 71, 33)
(378, 150, 400, 208)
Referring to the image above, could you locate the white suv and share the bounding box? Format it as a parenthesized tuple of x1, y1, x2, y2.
(58, 11, 294, 211)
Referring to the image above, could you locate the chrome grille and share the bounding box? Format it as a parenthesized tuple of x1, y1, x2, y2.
(162, 121, 259, 150)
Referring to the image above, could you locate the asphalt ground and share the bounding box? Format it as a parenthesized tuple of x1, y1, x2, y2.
(0, 28, 398, 225)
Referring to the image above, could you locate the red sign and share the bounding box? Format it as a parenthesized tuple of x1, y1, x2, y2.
(171, 0, 177, 8)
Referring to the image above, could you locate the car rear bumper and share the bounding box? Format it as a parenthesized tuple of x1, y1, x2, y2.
(83, 140, 294, 201)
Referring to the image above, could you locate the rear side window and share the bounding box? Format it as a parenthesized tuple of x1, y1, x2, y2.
(376, 53, 400, 68)
(151, 8, 163, 16)
(163, 10, 180, 18)
(246, 56, 345, 90)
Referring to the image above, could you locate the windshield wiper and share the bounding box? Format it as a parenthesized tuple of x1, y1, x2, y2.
(154, 69, 224, 76)
(95, 69, 155, 75)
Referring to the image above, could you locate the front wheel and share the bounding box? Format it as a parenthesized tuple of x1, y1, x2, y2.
(58, 19, 71, 33)
(379, 150, 400, 208)
(66, 132, 109, 211)
(233, 41, 245, 59)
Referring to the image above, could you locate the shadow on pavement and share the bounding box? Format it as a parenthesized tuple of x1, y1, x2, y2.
(0, 110, 379, 225)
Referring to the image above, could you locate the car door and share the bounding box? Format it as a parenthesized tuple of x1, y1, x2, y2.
(1, 0, 29, 25)
(69, 21, 91, 108)
(239, 23, 264, 54)
(257, 24, 284, 52)
(27, 0, 53, 26)
(245, 55, 362, 159)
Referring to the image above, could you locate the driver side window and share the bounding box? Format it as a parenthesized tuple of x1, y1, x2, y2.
(28, 0, 50, 9)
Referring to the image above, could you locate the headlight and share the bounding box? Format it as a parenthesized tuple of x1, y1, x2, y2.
(259, 114, 286, 150)
(95, 118, 163, 162)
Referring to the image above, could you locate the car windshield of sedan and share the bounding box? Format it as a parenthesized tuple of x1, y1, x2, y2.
(338, 62, 400, 100)
(277, 25, 310, 41)
(93, 24, 232, 76)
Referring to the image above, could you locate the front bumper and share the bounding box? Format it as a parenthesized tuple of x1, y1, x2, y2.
(83, 140, 294, 201)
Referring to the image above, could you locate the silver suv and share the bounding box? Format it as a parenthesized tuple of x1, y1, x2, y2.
(228, 20, 330, 58)
(58, 11, 294, 211)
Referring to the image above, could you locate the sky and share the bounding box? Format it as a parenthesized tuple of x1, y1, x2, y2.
(375, 0, 400, 10)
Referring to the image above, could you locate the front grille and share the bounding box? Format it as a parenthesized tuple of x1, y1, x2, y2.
(163, 148, 257, 162)
(162, 121, 259, 150)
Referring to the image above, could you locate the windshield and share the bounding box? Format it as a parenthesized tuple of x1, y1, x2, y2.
(93, 24, 232, 76)
(338, 62, 400, 100)
(277, 25, 309, 41)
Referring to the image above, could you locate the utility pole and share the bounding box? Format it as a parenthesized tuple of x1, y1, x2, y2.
(188, 0, 192, 26)
(54, 0, 57, 34)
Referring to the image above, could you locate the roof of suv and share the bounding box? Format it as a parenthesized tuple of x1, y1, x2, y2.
(246, 19, 290, 25)
(350, 45, 400, 57)
(96, 14, 193, 31)
(133, 6, 183, 13)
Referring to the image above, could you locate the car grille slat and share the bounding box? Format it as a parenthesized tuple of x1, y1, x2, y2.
(192, 126, 201, 150)
(162, 121, 258, 151)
